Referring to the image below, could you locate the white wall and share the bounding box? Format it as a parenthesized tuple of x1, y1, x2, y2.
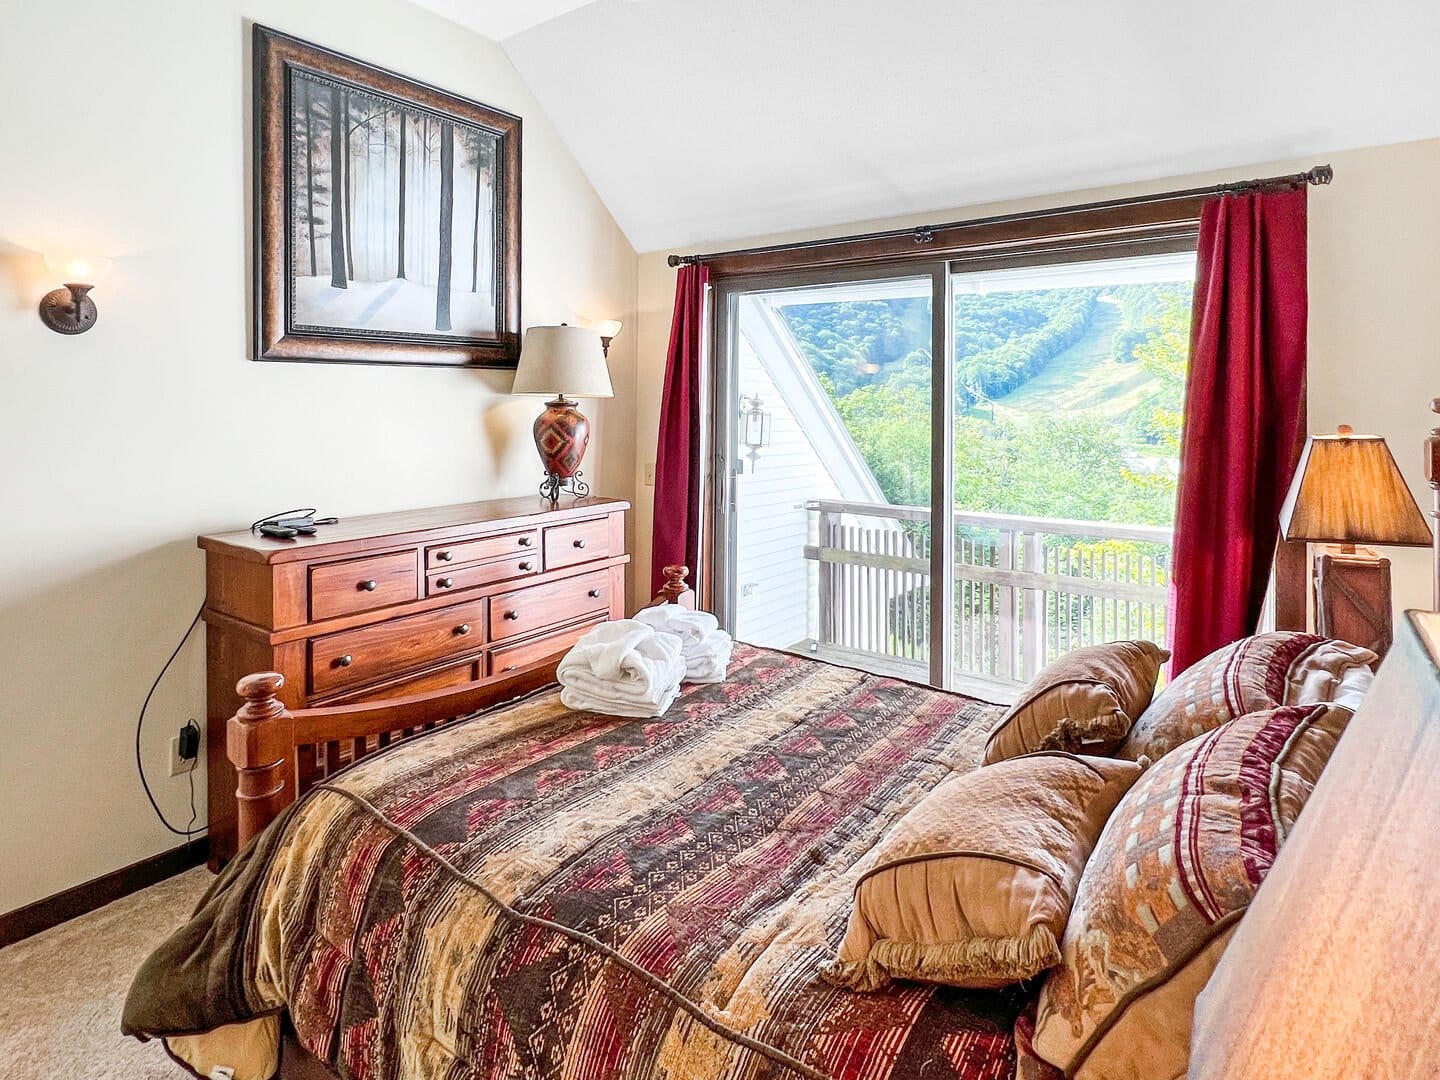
(632, 139, 1440, 624)
(0, 0, 636, 913)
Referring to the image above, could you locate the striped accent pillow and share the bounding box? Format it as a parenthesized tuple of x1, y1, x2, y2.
(1117, 632, 1373, 762)
(1030, 702, 1351, 1080)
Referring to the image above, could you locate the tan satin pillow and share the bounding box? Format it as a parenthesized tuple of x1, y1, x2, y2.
(984, 641, 1169, 765)
(821, 752, 1143, 991)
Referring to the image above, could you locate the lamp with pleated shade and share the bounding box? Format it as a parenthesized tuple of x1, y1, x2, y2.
(1279, 425, 1431, 658)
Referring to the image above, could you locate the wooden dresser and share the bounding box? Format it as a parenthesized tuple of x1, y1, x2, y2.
(199, 496, 629, 866)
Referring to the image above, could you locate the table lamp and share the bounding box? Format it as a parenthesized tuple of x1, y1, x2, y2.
(512, 324, 614, 502)
(1279, 425, 1432, 658)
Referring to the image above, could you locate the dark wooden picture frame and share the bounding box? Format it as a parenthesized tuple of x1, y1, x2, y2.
(253, 25, 521, 367)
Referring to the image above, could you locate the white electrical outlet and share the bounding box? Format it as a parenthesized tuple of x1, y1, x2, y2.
(643, 462, 656, 486)
(168, 735, 198, 777)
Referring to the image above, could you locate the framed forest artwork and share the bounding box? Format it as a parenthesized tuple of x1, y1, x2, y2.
(253, 26, 521, 367)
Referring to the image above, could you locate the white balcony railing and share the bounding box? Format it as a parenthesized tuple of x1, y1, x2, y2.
(803, 499, 1171, 686)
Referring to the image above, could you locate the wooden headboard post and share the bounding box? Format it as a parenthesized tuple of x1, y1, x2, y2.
(1427, 399, 1440, 611)
(228, 672, 296, 850)
(647, 565, 696, 610)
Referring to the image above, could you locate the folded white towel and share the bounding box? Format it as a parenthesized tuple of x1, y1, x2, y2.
(560, 681, 683, 718)
(634, 606, 733, 683)
(684, 629, 734, 684)
(556, 620, 686, 717)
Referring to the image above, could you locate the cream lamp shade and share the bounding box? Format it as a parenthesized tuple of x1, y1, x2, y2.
(512, 325, 614, 399)
(1279, 427, 1432, 547)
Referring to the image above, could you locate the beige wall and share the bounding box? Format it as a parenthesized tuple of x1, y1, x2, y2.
(0, 0, 636, 912)
(632, 139, 1440, 619)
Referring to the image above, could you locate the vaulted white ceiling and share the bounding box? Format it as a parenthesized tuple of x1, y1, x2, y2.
(414, 0, 1440, 253)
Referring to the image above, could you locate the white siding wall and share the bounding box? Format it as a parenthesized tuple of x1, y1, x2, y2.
(732, 334, 842, 649)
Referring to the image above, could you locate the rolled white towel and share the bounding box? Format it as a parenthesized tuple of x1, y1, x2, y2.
(633, 606, 733, 683)
(556, 620, 686, 717)
(633, 605, 720, 649)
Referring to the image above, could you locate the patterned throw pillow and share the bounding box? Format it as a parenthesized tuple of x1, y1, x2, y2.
(1030, 702, 1353, 1080)
(823, 752, 1144, 991)
(1116, 632, 1374, 762)
(983, 641, 1170, 765)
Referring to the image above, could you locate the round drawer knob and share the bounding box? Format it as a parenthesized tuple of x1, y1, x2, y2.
(588, 588, 601, 598)
(437, 577, 453, 589)
(335, 654, 353, 668)
(573, 538, 586, 549)
(503, 610, 519, 621)
(359, 579, 378, 592)
(454, 623, 471, 636)
(436, 550, 454, 562)
(518, 536, 533, 547)
(518, 560, 533, 571)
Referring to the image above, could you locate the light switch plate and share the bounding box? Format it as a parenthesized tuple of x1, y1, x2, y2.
(644, 463, 656, 486)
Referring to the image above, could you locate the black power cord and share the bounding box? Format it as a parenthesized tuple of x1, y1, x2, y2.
(135, 602, 206, 837)
(138, 508, 337, 839)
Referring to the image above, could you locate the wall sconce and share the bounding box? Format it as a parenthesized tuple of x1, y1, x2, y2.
(595, 319, 622, 358)
(39, 253, 112, 335)
(740, 393, 772, 472)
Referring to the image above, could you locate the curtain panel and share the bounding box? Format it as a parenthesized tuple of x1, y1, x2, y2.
(1169, 188, 1308, 673)
(651, 263, 710, 596)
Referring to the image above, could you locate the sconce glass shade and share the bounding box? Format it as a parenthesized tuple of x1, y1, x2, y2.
(44, 252, 112, 286)
(594, 319, 623, 341)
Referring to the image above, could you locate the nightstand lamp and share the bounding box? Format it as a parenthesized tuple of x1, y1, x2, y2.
(1279, 425, 1432, 659)
(512, 324, 614, 503)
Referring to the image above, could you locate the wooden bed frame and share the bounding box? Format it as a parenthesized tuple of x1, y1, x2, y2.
(226, 564, 694, 852)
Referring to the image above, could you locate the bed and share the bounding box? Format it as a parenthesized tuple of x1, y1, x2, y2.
(125, 569, 1029, 1080)
(125, 401, 1440, 1079)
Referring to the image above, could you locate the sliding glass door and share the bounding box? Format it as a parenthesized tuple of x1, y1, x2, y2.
(713, 265, 945, 680)
(712, 247, 1194, 691)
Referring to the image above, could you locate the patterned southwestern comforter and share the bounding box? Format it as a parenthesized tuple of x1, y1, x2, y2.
(124, 645, 1025, 1080)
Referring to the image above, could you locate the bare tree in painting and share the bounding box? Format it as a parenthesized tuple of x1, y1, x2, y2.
(396, 110, 408, 279)
(342, 94, 355, 281)
(328, 84, 348, 290)
(436, 119, 455, 332)
(468, 129, 493, 293)
(301, 79, 318, 275)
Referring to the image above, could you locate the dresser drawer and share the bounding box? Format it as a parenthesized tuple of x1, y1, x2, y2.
(490, 570, 609, 642)
(428, 553, 539, 597)
(428, 529, 538, 570)
(309, 550, 419, 621)
(544, 518, 611, 570)
(325, 656, 481, 705)
(310, 598, 486, 695)
(488, 617, 605, 678)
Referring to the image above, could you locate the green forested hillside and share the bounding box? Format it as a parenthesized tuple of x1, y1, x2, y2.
(777, 283, 1191, 527)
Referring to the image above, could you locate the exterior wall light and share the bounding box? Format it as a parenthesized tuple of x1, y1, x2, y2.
(740, 394, 772, 472)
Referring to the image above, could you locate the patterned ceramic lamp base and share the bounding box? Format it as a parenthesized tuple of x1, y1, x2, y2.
(534, 396, 592, 503)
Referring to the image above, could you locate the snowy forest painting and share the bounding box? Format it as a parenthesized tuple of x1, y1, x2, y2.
(255, 27, 521, 367)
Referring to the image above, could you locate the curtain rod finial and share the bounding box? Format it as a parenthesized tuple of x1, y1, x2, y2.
(667, 255, 694, 268)
(1308, 164, 1334, 186)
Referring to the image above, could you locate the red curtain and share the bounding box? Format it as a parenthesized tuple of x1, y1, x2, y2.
(1169, 188, 1308, 673)
(651, 263, 710, 596)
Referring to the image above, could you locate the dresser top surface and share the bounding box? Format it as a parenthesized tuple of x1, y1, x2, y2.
(199, 496, 630, 564)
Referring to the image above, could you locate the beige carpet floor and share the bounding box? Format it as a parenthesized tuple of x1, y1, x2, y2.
(0, 867, 213, 1079)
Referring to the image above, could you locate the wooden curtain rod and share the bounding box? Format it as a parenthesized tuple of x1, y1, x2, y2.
(666, 165, 1333, 268)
